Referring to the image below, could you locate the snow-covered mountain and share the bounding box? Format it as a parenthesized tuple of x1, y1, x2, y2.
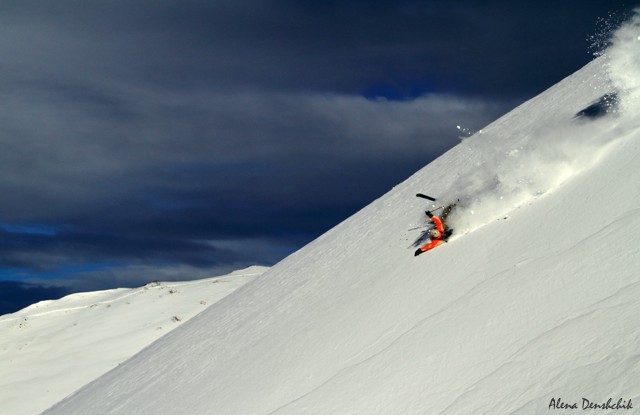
(39, 13, 640, 415)
(0, 266, 266, 415)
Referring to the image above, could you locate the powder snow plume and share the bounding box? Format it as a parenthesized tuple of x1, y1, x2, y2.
(605, 8, 640, 113)
(444, 10, 640, 235)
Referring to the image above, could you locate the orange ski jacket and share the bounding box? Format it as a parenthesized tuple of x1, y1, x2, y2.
(418, 215, 444, 253)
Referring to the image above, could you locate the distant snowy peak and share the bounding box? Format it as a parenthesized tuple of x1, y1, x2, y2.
(0, 266, 267, 415)
(6, 265, 268, 321)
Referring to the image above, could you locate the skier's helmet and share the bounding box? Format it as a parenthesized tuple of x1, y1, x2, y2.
(429, 229, 441, 239)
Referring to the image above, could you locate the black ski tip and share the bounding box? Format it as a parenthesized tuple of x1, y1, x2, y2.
(416, 193, 437, 201)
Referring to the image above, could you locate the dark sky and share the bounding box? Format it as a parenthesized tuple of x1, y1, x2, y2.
(0, 1, 637, 314)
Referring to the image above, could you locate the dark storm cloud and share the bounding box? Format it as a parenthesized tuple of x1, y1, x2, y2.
(0, 228, 237, 271)
(0, 0, 637, 301)
(3, 1, 632, 96)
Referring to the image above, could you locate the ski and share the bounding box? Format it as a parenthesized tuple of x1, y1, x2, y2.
(416, 193, 437, 201)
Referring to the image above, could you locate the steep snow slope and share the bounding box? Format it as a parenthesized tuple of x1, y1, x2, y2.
(45, 15, 640, 415)
(0, 266, 266, 415)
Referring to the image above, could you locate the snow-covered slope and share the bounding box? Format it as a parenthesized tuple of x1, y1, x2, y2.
(44, 14, 640, 415)
(0, 266, 266, 415)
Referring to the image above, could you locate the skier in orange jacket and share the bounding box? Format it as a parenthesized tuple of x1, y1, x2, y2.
(414, 211, 444, 256)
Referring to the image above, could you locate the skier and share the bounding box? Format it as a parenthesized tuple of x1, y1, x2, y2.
(414, 210, 445, 256)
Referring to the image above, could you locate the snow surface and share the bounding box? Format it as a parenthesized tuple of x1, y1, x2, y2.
(0, 266, 266, 415)
(39, 13, 640, 415)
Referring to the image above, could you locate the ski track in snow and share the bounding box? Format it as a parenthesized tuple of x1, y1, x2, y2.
(266, 260, 523, 415)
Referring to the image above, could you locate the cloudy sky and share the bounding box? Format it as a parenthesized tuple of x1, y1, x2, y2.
(0, 0, 637, 314)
